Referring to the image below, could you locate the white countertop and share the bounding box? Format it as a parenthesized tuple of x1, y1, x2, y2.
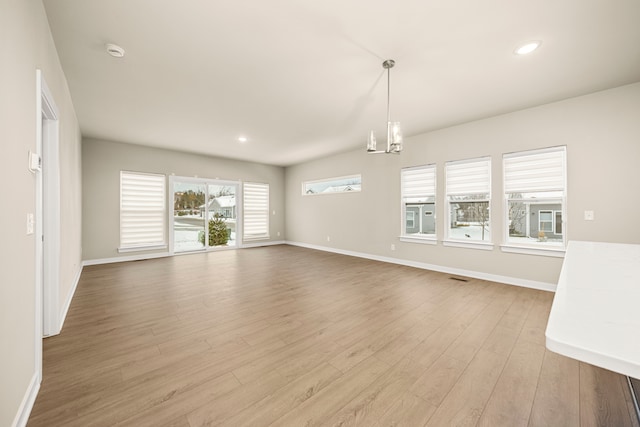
(546, 240, 640, 379)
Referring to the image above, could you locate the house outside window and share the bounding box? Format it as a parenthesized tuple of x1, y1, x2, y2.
(302, 175, 361, 195)
(400, 165, 436, 242)
(503, 146, 566, 253)
(445, 157, 491, 247)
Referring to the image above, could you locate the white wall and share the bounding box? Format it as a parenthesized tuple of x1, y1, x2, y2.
(0, 1, 82, 425)
(285, 83, 640, 287)
(82, 138, 285, 262)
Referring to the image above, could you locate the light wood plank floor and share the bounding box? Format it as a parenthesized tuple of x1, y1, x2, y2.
(28, 245, 639, 426)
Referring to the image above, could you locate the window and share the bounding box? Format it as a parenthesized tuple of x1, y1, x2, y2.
(503, 146, 566, 252)
(401, 165, 436, 241)
(445, 157, 491, 247)
(406, 211, 416, 229)
(539, 210, 553, 232)
(302, 175, 361, 195)
(120, 171, 166, 251)
(243, 182, 270, 241)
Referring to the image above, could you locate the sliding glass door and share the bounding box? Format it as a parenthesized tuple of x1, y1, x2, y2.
(170, 176, 239, 253)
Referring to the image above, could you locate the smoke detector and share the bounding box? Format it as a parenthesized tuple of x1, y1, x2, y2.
(106, 43, 125, 58)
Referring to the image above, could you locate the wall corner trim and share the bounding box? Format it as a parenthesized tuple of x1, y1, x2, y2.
(284, 241, 556, 292)
(11, 372, 40, 427)
(57, 265, 84, 333)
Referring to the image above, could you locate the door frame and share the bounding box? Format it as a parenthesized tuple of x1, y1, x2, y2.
(169, 175, 242, 254)
(35, 70, 61, 381)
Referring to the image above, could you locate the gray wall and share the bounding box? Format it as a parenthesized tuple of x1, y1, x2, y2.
(0, 0, 82, 425)
(285, 83, 640, 286)
(82, 138, 286, 261)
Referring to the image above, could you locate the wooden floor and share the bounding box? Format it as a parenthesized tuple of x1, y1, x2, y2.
(28, 245, 639, 427)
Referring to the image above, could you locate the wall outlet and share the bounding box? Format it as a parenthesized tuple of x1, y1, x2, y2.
(584, 210, 595, 221)
(390, 244, 396, 251)
(277, 231, 280, 237)
(326, 236, 331, 242)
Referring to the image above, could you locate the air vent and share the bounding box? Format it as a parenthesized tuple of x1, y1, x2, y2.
(449, 277, 469, 282)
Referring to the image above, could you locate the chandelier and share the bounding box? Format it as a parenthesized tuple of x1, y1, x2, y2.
(366, 59, 403, 154)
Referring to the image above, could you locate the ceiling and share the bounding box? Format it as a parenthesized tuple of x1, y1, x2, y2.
(43, 0, 640, 167)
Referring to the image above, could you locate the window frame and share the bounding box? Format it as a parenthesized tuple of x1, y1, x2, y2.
(444, 157, 493, 250)
(119, 170, 167, 252)
(501, 146, 567, 257)
(400, 164, 436, 244)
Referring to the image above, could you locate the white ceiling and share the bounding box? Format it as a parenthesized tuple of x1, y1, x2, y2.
(43, 0, 640, 167)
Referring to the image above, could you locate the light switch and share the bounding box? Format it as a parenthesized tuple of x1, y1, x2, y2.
(27, 213, 35, 235)
(584, 210, 595, 221)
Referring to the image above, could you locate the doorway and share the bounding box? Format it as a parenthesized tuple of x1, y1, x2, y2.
(35, 70, 61, 383)
(169, 176, 241, 253)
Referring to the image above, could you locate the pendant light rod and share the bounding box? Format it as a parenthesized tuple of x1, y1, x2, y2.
(383, 59, 394, 125)
(367, 59, 403, 154)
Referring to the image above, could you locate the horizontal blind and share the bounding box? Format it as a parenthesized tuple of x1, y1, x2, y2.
(243, 182, 269, 240)
(401, 165, 435, 202)
(120, 171, 165, 248)
(446, 157, 491, 196)
(504, 147, 566, 193)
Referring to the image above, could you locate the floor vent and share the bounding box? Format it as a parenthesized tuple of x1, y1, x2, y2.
(449, 277, 469, 282)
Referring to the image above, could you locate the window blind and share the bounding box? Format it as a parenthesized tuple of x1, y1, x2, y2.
(120, 171, 166, 248)
(504, 147, 566, 193)
(401, 165, 435, 203)
(446, 157, 491, 196)
(243, 182, 269, 240)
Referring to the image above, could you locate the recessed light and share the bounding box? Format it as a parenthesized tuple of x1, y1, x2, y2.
(514, 41, 541, 55)
(106, 43, 125, 58)
(238, 136, 248, 143)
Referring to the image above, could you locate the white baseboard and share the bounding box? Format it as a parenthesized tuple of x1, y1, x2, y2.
(241, 239, 286, 249)
(285, 240, 556, 292)
(83, 251, 171, 266)
(11, 372, 40, 427)
(82, 241, 286, 266)
(58, 264, 83, 332)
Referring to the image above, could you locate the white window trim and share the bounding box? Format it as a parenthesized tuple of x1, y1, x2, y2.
(399, 236, 437, 245)
(443, 240, 494, 251)
(500, 244, 565, 258)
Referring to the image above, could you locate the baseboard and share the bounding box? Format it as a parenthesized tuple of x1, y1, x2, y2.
(241, 239, 286, 249)
(285, 240, 556, 292)
(83, 251, 171, 266)
(58, 264, 83, 332)
(83, 241, 287, 266)
(11, 372, 40, 427)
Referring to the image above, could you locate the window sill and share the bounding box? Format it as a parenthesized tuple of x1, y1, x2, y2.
(399, 236, 437, 245)
(500, 244, 565, 258)
(118, 244, 168, 253)
(443, 240, 494, 251)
